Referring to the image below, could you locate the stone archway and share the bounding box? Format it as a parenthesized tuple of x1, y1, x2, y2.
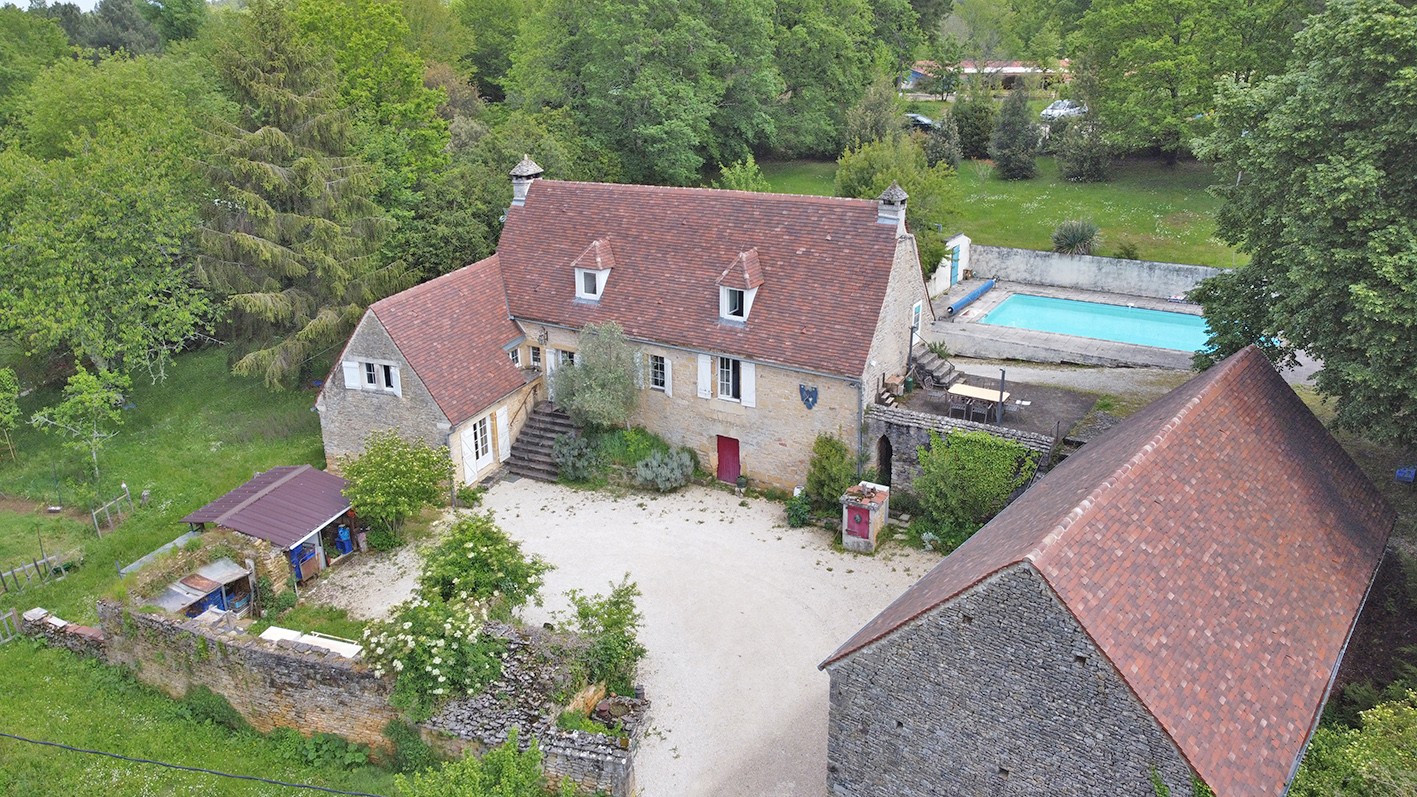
(876, 435, 893, 486)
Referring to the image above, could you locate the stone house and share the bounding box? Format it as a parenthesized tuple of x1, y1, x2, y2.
(320, 159, 933, 488)
(820, 346, 1393, 796)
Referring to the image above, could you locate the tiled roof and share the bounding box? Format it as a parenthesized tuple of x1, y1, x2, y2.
(498, 181, 904, 378)
(716, 249, 764, 291)
(370, 256, 527, 426)
(822, 347, 1393, 796)
(181, 465, 351, 549)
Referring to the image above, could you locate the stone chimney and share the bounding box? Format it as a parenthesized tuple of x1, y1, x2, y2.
(876, 181, 908, 234)
(510, 154, 544, 207)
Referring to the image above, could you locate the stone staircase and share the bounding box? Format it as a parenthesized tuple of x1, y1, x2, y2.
(911, 344, 959, 390)
(506, 402, 575, 482)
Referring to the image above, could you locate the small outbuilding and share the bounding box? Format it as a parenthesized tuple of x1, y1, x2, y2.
(822, 347, 1394, 796)
(149, 557, 253, 618)
(182, 465, 357, 585)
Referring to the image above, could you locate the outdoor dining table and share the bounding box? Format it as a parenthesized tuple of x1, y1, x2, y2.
(947, 383, 1011, 422)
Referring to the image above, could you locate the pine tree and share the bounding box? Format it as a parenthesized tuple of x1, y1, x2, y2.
(923, 111, 963, 168)
(988, 88, 1037, 179)
(197, 0, 404, 387)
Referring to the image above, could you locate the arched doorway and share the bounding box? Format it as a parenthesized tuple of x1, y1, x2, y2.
(876, 435, 893, 486)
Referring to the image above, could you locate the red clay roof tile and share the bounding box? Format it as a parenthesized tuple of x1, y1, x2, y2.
(822, 347, 1393, 796)
(497, 180, 903, 378)
(370, 256, 527, 426)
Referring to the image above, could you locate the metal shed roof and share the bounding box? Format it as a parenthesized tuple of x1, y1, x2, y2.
(181, 465, 351, 550)
(150, 557, 251, 614)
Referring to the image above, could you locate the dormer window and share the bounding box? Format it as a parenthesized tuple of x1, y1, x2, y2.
(576, 268, 608, 301)
(717, 248, 764, 323)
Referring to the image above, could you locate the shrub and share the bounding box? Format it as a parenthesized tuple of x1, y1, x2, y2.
(298, 732, 370, 770)
(455, 483, 485, 508)
(384, 719, 439, 774)
(362, 595, 507, 721)
(913, 430, 1037, 537)
(1052, 220, 1101, 256)
(550, 322, 640, 429)
(805, 434, 855, 513)
(395, 729, 570, 797)
(562, 576, 646, 696)
(180, 686, 250, 733)
(1056, 114, 1112, 183)
(366, 527, 403, 552)
(634, 448, 693, 492)
(418, 512, 552, 613)
(785, 493, 812, 527)
(988, 89, 1038, 180)
(552, 433, 598, 482)
(1114, 240, 1142, 260)
(594, 426, 668, 467)
(953, 87, 995, 159)
(340, 430, 454, 533)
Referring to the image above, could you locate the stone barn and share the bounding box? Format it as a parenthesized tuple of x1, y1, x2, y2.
(821, 346, 1393, 796)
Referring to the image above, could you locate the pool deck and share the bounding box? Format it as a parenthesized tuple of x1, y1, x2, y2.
(928, 280, 1201, 369)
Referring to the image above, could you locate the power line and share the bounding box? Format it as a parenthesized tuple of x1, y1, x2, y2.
(0, 731, 390, 797)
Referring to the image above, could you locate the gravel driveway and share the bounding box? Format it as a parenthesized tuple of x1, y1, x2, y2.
(309, 479, 937, 795)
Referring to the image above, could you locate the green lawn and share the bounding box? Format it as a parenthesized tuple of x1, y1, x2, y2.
(0, 510, 90, 566)
(0, 643, 398, 797)
(760, 156, 1244, 268)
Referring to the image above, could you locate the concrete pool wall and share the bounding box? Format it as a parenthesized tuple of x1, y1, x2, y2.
(966, 245, 1222, 300)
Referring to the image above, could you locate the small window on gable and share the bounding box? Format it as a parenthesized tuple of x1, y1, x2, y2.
(364, 362, 378, 387)
(344, 359, 400, 396)
(509, 348, 521, 367)
(727, 289, 745, 318)
(719, 286, 755, 322)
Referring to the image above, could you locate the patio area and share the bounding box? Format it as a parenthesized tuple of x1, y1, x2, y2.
(897, 372, 1099, 440)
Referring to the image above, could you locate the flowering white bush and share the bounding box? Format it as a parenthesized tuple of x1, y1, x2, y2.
(418, 512, 552, 617)
(362, 595, 505, 720)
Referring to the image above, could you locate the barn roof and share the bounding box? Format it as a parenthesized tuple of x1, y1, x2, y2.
(181, 465, 350, 550)
(497, 180, 906, 379)
(369, 255, 528, 426)
(822, 346, 1393, 796)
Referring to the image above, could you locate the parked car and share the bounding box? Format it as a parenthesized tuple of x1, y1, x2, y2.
(905, 112, 938, 131)
(1039, 100, 1085, 121)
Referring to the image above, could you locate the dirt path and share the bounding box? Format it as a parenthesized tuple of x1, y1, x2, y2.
(302, 542, 424, 621)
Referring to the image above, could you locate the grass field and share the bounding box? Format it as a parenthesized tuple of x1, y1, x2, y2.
(0, 509, 89, 565)
(760, 155, 1243, 268)
(0, 642, 398, 797)
(0, 350, 379, 796)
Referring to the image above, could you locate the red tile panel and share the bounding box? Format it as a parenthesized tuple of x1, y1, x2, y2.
(498, 181, 902, 379)
(823, 347, 1393, 795)
(370, 256, 527, 426)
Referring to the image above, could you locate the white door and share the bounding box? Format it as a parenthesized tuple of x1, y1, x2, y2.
(545, 349, 558, 401)
(495, 407, 511, 462)
(461, 417, 495, 482)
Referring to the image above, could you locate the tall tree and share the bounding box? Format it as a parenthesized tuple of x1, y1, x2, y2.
(769, 0, 879, 158)
(988, 88, 1037, 179)
(835, 134, 960, 270)
(0, 7, 68, 124)
(1193, 0, 1417, 445)
(451, 0, 531, 101)
(199, 0, 403, 387)
(30, 367, 130, 482)
(140, 0, 205, 43)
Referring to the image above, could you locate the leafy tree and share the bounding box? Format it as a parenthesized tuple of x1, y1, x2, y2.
(769, 0, 879, 158)
(0, 367, 18, 460)
(922, 111, 962, 169)
(451, 0, 532, 101)
(943, 0, 1019, 66)
(198, 0, 403, 387)
(805, 433, 855, 513)
(1292, 692, 1417, 795)
(30, 367, 130, 482)
(140, 0, 205, 43)
(1193, 0, 1417, 445)
(843, 73, 904, 148)
(834, 134, 961, 268)
(951, 85, 995, 160)
(714, 154, 771, 192)
(551, 322, 640, 430)
(1055, 114, 1111, 182)
(913, 430, 1035, 536)
(988, 88, 1037, 179)
(0, 7, 68, 123)
(0, 133, 213, 378)
(395, 729, 573, 797)
(340, 429, 454, 534)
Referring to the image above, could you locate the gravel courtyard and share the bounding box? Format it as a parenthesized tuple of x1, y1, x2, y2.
(310, 478, 937, 796)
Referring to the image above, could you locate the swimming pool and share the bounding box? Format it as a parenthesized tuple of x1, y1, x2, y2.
(981, 294, 1210, 352)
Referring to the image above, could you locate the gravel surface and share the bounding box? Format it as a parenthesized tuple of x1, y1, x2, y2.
(311, 480, 937, 795)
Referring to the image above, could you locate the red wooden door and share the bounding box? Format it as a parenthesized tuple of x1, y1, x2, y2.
(846, 508, 870, 538)
(716, 435, 740, 484)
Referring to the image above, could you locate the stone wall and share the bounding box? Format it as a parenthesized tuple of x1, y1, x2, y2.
(865, 404, 1054, 490)
(970, 245, 1221, 299)
(21, 608, 107, 656)
(862, 233, 932, 398)
(538, 323, 864, 490)
(95, 601, 401, 749)
(319, 311, 451, 467)
(825, 564, 1195, 796)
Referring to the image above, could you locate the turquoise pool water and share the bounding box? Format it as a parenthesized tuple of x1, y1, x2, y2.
(981, 294, 1210, 352)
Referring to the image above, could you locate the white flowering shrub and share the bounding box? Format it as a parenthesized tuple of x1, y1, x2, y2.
(362, 596, 506, 720)
(418, 512, 553, 617)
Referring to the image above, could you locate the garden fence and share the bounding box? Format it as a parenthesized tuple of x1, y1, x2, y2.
(0, 609, 17, 645)
(91, 483, 134, 536)
(0, 551, 73, 595)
